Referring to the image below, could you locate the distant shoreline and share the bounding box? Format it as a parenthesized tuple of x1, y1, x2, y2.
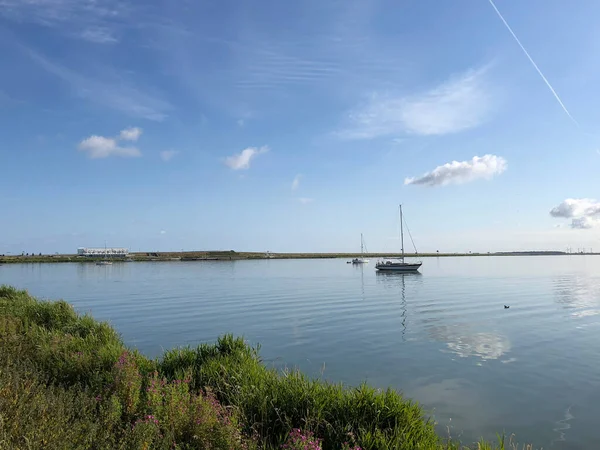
(1, 250, 597, 264)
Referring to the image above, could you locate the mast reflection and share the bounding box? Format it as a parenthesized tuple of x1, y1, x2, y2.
(375, 271, 422, 341)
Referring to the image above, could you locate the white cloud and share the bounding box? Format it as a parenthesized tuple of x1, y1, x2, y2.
(292, 174, 302, 190)
(78, 127, 144, 159)
(119, 127, 142, 141)
(338, 66, 492, 139)
(404, 154, 507, 187)
(78, 135, 140, 159)
(160, 230, 167, 235)
(550, 199, 600, 230)
(160, 150, 179, 162)
(298, 197, 314, 204)
(224, 146, 268, 170)
(550, 199, 600, 218)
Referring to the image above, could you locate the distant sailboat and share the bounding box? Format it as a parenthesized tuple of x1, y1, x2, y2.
(376, 205, 422, 273)
(351, 233, 369, 264)
(96, 242, 113, 266)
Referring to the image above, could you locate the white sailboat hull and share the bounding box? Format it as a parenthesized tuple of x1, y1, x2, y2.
(348, 233, 369, 264)
(97, 241, 113, 265)
(351, 258, 369, 264)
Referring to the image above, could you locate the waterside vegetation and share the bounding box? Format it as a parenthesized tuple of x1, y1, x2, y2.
(0, 250, 577, 264)
(0, 285, 535, 450)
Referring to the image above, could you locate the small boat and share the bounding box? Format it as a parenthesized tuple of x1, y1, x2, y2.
(376, 204, 422, 273)
(96, 242, 113, 266)
(350, 233, 369, 264)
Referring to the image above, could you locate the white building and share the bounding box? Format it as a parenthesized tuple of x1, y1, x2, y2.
(77, 247, 129, 257)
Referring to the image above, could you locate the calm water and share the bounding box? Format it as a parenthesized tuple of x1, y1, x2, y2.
(2, 256, 600, 449)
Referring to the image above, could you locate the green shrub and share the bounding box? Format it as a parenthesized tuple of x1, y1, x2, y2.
(0, 286, 533, 450)
(0, 286, 255, 450)
(157, 336, 439, 449)
(0, 350, 121, 449)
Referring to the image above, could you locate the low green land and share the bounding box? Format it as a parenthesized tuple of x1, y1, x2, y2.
(0, 250, 578, 264)
(0, 286, 534, 450)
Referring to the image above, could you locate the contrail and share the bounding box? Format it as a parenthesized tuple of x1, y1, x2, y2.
(487, 0, 579, 127)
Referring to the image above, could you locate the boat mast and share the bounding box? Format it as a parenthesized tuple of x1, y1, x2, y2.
(400, 204, 405, 262)
(360, 233, 364, 255)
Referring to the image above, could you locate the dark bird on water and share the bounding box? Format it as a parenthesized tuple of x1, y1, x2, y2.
(504, 305, 510, 309)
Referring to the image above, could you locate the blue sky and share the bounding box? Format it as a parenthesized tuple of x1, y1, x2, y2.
(1, 0, 599, 254)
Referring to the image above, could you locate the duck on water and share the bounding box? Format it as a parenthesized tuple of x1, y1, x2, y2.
(375, 204, 422, 273)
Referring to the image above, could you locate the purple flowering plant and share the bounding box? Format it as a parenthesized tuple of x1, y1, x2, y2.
(281, 429, 322, 450)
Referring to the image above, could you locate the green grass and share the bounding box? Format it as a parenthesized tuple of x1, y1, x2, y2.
(159, 342, 439, 449)
(0, 285, 535, 450)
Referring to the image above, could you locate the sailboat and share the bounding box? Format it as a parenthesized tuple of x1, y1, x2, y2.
(351, 233, 369, 264)
(375, 205, 422, 273)
(96, 242, 113, 266)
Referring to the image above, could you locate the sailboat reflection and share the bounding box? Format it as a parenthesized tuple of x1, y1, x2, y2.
(375, 271, 422, 341)
(351, 262, 367, 301)
(360, 263, 365, 300)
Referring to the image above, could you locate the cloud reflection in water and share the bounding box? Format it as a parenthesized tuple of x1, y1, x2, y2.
(429, 325, 511, 361)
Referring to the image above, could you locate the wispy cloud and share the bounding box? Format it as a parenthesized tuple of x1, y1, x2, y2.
(160, 150, 179, 162)
(119, 127, 142, 141)
(405, 154, 507, 187)
(161, 0, 413, 121)
(224, 146, 269, 170)
(0, 0, 126, 43)
(0, 90, 18, 106)
(291, 174, 302, 190)
(550, 198, 600, 229)
(78, 127, 142, 159)
(487, 0, 578, 127)
(26, 47, 170, 121)
(226, 0, 408, 95)
(231, 43, 343, 91)
(79, 27, 118, 44)
(298, 197, 314, 204)
(338, 67, 493, 139)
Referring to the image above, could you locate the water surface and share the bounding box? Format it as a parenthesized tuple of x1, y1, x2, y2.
(2, 256, 599, 449)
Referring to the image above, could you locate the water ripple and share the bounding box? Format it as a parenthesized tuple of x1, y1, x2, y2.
(2, 257, 600, 449)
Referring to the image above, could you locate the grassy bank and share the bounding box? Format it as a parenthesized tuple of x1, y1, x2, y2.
(0, 286, 532, 450)
(0, 250, 574, 264)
